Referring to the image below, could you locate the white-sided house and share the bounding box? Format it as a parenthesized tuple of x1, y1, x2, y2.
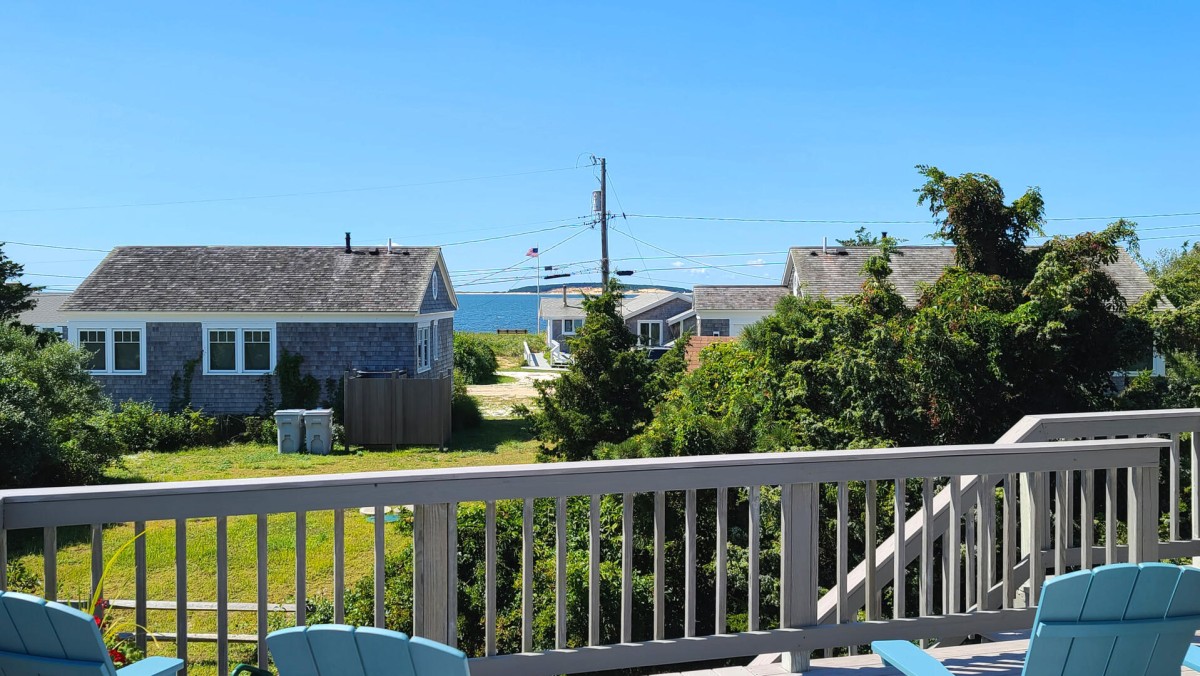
(539, 290, 693, 351)
(693, 285, 790, 337)
(17, 291, 71, 336)
(59, 242, 458, 414)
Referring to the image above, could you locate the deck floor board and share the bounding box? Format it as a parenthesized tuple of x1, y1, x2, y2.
(653, 638, 1200, 675)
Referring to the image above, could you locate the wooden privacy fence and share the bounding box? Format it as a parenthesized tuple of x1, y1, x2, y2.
(343, 372, 452, 448)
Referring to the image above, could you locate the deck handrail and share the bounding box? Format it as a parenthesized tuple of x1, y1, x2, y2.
(814, 408, 1200, 633)
(0, 433, 1179, 675)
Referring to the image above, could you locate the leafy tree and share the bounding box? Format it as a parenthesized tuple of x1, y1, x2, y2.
(1141, 240, 1200, 396)
(518, 279, 673, 461)
(0, 325, 119, 487)
(0, 243, 40, 324)
(916, 166, 1045, 279)
(454, 333, 500, 384)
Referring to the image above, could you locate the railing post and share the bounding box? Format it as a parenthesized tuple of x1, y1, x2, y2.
(781, 483, 818, 673)
(1129, 464, 1160, 564)
(413, 503, 457, 644)
(0, 499, 6, 591)
(1019, 471, 1048, 606)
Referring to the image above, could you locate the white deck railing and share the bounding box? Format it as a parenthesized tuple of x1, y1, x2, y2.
(0, 410, 1196, 675)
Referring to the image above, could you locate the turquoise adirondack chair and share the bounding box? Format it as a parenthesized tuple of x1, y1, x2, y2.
(0, 590, 183, 675)
(232, 624, 470, 676)
(873, 563, 1200, 675)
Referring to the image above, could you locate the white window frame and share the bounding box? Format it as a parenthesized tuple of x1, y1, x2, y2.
(201, 321, 277, 375)
(562, 318, 583, 335)
(432, 320, 440, 361)
(417, 324, 432, 373)
(70, 321, 147, 375)
(637, 320, 664, 347)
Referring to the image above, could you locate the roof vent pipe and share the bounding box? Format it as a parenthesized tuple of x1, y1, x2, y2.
(345, 232, 352, 253)
(822, 237, 827, 255)
(388, 238, 393, 254)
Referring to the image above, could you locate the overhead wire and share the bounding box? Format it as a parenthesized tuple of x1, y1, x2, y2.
(457, 223, 594, 288)
(0, 165, 588, 214)
(609, 228, 777, 281)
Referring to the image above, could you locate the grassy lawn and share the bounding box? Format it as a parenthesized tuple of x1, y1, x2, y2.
(7, 418, 539, 674)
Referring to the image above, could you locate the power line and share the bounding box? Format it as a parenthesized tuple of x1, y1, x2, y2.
(609, 228, 777, 281)
(458, 225, 593, 288)
(626, 210, 1200, 225)
(0, 165, 588, 214)
(438, 221, 590, 248)
(21, 272, 88, 279)
(3, 241, 110, 252)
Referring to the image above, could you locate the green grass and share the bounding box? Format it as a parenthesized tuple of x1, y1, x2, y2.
(8, 418, 539, 675)
(456, 331, 545, 369)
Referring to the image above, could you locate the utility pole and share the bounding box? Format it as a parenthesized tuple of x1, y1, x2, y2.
(599, 157, 609, 283)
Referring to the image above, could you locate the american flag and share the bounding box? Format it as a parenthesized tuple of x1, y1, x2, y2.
(526, 247, 539, 257)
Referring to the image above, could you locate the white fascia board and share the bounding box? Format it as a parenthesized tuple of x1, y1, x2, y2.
(62, 311, 453, 323)
(434, 251, 459, 310)
(696, 309, 774, 321)
(666, 308, 696, 325)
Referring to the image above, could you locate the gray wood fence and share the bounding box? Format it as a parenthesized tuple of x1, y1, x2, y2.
(343, 373, 452, 448)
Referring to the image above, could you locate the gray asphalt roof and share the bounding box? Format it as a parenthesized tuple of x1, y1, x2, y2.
(785, 246, 1165, 309)
(693, 285, 790, 311)
(18, 292, 72, 326)
(61, 246, 447, 313)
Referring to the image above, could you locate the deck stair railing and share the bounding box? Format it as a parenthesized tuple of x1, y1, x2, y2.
(0, 408, 1196, 675)
(782, 408, 1200, 660)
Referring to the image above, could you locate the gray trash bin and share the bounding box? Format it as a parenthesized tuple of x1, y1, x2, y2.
(303, 409, 334, 456)
(273, 409, 305, 454)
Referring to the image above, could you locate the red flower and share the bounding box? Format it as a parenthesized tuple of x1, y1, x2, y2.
(109, 647, 127, 666)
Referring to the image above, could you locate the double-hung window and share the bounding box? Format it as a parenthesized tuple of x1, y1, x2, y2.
(417, 325, 431, 373)
(203, 324, 275, 374)
(74, 324, 146, 375)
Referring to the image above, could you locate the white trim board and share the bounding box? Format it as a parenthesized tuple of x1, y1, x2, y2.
(62, 311, 456, 323)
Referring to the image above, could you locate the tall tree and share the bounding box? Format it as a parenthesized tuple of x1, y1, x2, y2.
(916, 166, 1045, 279)
(0, 243, 40, 324)
(518, 279, 657, 461)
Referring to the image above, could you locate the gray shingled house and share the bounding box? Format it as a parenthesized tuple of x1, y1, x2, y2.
(694, 244, 1167, 374)
(17, 291, 72, 335)
(539, 291, 693, 351)
(59, 243, 457, 414)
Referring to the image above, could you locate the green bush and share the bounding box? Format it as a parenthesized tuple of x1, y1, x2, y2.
(453, 334, 499, 384)
(456, 332, 545, 361)
(452, 375, 483, 430)
(241, 416, 278, 444)
(107, 401, 216, 453)
(0, 325, 116, 488)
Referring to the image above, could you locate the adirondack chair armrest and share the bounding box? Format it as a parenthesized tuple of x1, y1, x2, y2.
(871, 640, 953, 676)
(116, 656, 186, 676)
(229, 664, 273, 676)
(1183, 645, 1200, 671)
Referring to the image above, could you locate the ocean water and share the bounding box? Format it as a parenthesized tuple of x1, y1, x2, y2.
(455, 293, 580, 333)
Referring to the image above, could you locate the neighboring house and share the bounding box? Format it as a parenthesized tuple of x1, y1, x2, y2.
(683, 335, 737, 371)
(687, 244, 1167, 374)
(59, 243, 457, 414)
(540, 291, 693, 350)
(693, 285, 790, 337)
(17, 291, 71, 335)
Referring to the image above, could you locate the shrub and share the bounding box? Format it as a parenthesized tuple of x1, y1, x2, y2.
(242, 416, 278, 444)
(454, 334, 499, 384)
(0, 326, 114, 488)
(107, 401, 217, 453)
(452, 375, 483, 430)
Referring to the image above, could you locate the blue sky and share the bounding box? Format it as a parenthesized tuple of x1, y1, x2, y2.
(3, 2, 1199, 292)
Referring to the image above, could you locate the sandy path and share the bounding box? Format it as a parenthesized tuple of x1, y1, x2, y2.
(467, 370, 560, 417)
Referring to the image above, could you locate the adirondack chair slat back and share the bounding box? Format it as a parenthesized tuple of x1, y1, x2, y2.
(1024, 563, 1200, 676)
(267, 625, 470, 676)
(0, 590, 117, 676)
